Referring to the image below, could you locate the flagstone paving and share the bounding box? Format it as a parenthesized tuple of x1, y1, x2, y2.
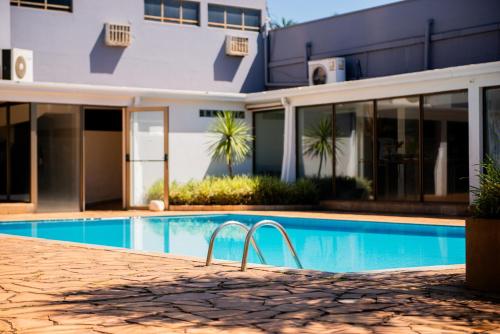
(0, 235, 499, 334)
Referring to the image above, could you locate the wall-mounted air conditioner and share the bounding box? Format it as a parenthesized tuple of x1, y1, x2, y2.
(1, 48, 34, 82)
(308, 57, 346, 85)
(226, 36, 249, 57)
(105, 23, 131, 47)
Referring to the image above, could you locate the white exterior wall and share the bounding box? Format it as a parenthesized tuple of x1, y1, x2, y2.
(137, 99, 252, 183)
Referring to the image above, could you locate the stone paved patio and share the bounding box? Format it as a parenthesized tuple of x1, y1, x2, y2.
(0, 235, 499, 334)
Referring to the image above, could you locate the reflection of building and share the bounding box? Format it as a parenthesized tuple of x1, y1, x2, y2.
(0, 0, 499, 215)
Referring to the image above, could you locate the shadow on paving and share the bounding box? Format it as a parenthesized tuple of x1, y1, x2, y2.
(35, 266, 500, 333)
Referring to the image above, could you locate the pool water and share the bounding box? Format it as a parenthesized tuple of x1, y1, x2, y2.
(0, 214, 465, 272)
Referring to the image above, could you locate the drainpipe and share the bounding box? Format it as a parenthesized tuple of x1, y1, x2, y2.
(264, 31, 311, 88)
(424, 19, 434, 70)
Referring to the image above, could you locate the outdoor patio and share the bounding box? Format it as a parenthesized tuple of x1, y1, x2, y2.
(0, 232, 499, 334)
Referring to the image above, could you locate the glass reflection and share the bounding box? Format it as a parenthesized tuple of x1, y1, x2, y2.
(376, 97, 420, 201)
(485, 88, 500, 164)
(423, 92, 469, 202)
(254, 110, 284, 176)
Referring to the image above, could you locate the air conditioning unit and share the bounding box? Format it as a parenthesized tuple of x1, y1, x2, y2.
(1, 48, 34, 82)
(308, 57, 346, 86)
(225, 36, 249, 57)
(105, 23, 131, 47)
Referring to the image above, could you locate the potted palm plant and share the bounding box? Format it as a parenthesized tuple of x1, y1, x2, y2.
(466, 156, 500, 292)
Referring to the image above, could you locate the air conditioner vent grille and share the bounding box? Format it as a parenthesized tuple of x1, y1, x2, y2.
(226, 36, 249, 56)
(105, 23, 131, 47)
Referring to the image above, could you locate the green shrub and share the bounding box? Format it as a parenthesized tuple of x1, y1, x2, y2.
(148, 176, 320, 205)
(308, 176, 372, 200)
(147, 179, 165, 202)
(471, 156, 500, 219)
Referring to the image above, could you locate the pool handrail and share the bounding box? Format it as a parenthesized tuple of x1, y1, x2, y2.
(241, 220, 303, 272)
(205, 221, 266, 266)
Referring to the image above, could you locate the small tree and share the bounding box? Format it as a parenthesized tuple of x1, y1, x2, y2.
(270, 17, 296, 29)
(471, 156, 500, 218)
(208, 111, 253, 178)
(303, 117, 333, 178)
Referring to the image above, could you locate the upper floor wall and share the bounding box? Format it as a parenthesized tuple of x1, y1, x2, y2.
(0, 0, 10, 49)
(8, 0, 266, 93)
(267, 0, 500, 87)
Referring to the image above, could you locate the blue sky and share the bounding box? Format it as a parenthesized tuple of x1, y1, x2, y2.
(267, 0, 402, 23)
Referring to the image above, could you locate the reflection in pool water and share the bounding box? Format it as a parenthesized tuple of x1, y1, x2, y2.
(0, 214, 464, 272)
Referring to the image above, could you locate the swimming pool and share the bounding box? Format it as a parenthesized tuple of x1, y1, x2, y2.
(0, 214, 465, 272)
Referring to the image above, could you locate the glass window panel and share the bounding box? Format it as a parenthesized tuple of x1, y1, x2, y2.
(244, 9, 261, 28)
(335, 102, 374, 200)
(144, 0, 162, 17)
(130, 112, 164, 161)
(48, 0, 71, 7)
(297, 105, 334, 197)
(0, 107, 7, 201)
(254, 110, 284, 176)
(485, 87, 500, 165)
(208, 5, 225, 24)
(423, 92, 469, 203)
(227, 6, 243, 26)
(130, 161, 164, 207)
(182, 1, 199, 22)
(376, 97, 420, 201)
(37, 104, 81, 212)
(165, 0, 180, 19)
(9, 104, 30, 202)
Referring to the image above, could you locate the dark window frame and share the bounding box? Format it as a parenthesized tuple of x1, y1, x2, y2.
(10, 0, 72, 12)
(208, 4, 261, 32)
(145, 0, 200, 26)
(294, 89, 469, 204)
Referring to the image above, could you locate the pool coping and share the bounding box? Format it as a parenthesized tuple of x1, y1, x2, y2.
(0, 233, 466, 277)
(0, 210, 466, 226)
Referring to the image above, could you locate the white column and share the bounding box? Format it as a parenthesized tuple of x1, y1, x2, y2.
(468, 82, 483, 204)
(281, 97, 296, 182)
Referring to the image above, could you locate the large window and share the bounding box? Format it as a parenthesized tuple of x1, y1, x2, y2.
(423, 91, 469, 203)
(485, 87, 500, 164)
(0, 103, 31, 203)
(145, 0, 200, 26)
(376, 97, 420, 201)
(254, 110, 284, 176)
(208, 4, 261, 31)
(297, 105, 334, 180)
(37, 104, 81, 212)
(335, 101, 374, 200)
(10, 0, 72, 12)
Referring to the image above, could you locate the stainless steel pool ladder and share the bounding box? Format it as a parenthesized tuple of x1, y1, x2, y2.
(205, 220, 303, 272)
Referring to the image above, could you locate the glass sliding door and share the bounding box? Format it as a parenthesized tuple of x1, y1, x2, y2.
(0, 106, 7, 201)
(423, 91, 469, 202)
(297, 105, 334, 179)
(254, 109, 284, 176)
(485, 87, 500, 164)
(0, 103, 31, 203)
(335, 101, 374, 200)
(376, 97, 420, 201)
(37, 104, 81, 212)
(127, 108, 168, 208)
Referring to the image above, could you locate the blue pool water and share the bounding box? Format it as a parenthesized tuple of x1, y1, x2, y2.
(0, 214, 465, 272)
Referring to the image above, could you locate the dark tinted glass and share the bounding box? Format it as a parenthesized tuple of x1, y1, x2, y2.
(335, 101, 374, 200)
(145, 0, 161, 17)
(208, 5, 224, 24)
(423, 92, 469, 203)
(244, 9, 261, 28)
(485, 88, 500, 165)
(165, 0, 180, 19)
(182, 1, 199, 22)
(48, 0, 71, 7)
(254, 110, 284, 176)
(0, 107, 7, 201)
(9, 104, 30, 202)
(376, 97, 420, 201)
(227, 6, 243, 26)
